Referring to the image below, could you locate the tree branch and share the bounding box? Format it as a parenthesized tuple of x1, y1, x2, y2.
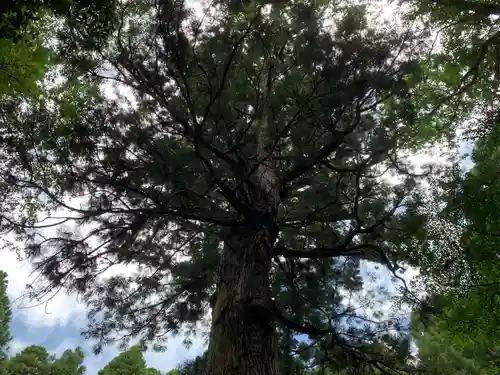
(281, 104, 362, 194)
(271, 301, 338, 335)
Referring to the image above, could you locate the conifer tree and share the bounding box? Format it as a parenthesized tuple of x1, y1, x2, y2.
(0, 1, 439, 375)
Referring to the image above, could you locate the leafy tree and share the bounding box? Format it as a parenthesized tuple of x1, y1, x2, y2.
(395, 2, 500, 357)
(0, 0, 118, 100)
(0, 17, 49, 98)
(411, 311, 500, 375)
(4, 345, 51, 375)
(0, 271, 11, 375)
(98, 345, 160, 375)
(0, 1, 446, 375)
(405, 0, 500, 140)
(417, 124, 500, 350)
(0, 0, 117, 41)
(51, 348, 87, 375)
(0, 270, 87, 375)
(0, 272, 11, 360)
(4, 345, 86, 375)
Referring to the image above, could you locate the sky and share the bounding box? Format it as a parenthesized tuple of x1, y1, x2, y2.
(3, 244, 206, 374)
(0, 1, 477, 374)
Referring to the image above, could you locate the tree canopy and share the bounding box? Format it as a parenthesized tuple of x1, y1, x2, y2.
(1, 1, 500, 375)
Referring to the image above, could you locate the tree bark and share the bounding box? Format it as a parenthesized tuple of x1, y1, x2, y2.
(206, 50, 281, 375)
(206, 221, 279, 375)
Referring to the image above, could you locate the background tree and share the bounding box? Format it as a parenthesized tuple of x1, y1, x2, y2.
(0, 1, 454, 375)
(0, 272, 11, 361)
(404, 0, 500, 140)
(98, 345, 161, 375)
(0, 0, 118, 100)
(0, 0, 116, 41)
(0, 271, 11, 375)
(3, 345, 86, 375)
(51, 348, 87, 375)
(391, 0, 500, 361)
(0, 274, 85, 375)
(411, 311, 500, 375)
(413, 124, 500, 351)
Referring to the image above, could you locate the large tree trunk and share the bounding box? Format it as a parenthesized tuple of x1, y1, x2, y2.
(206, 54, 280, 375)
(206, 221, 279, 375)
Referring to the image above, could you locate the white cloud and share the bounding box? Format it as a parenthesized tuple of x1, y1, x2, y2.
(2, 233, 204, 375)
(8, 338, 30, 355)
(2, 239, 87, 328)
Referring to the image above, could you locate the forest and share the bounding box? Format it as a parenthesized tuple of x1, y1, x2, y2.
(0, 0, 499, 374)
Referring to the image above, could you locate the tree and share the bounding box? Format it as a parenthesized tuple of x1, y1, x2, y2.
(0, 270, 87, 375)
(0, 271, 11, 375)
(98, 346, 161, 375)
(145, 369, 162, 375)
(0, 14, 49, 98)
(416, 123, 500, 351)
(0, 1, 443, 375)
(0, 272, 11, 359)
(404, 0, 500, 140)
(51, 348, 87, 375)
(0, 0, 118, 100)
(0, 0, 117, 41)
(4, 345, 86, 375)
(411, 311, 500, 375)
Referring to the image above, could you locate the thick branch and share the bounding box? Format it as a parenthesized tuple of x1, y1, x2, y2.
(6, 175, 239, 227)
(281, 135, 346, 187)
(275, 243, 390, 264)
(281, 105, 361, 194)
(271, 301, 338, 335)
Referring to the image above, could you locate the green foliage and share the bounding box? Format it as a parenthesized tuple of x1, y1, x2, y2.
(0, 270, 167, 375)
(428, 124, 500, 348)
(0, 0, 117, 41)
(0, 272, 11, 361)
(4, 345, 85, 375)
(51, 348, 86, 375)
(0, 37, 49, 97)
(0, 0, 53, 98)
(405, 0, 500, 139)
(397, 2, 500, 362)
(98, 346, 160, 375)
(0, 0, 118, 100)
(412, 311, 500, 375)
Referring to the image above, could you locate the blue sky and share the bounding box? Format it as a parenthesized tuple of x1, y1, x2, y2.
(3, 247, 205, 375)
(8, 311, 205, 374)
(7, 299, 205, 374)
